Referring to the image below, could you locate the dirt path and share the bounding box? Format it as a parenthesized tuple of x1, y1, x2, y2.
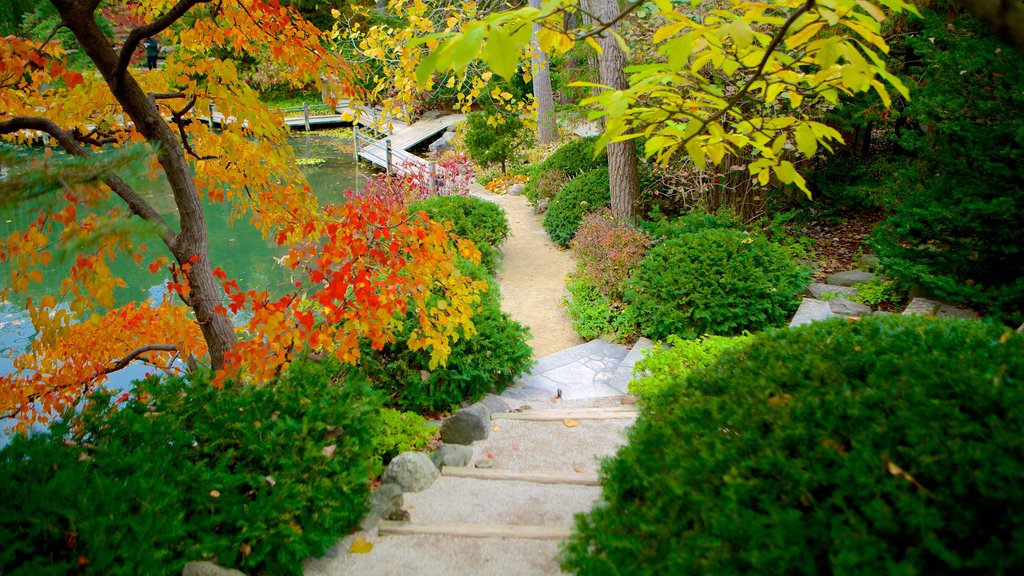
(471, 185, 584, 359)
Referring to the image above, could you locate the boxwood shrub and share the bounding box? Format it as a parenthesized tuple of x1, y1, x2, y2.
(525, 136, 607, 205)
(563, 315, 1024, 575)
(542, 167, 610, 247)
(626, 227, 810, 338)
(0, 360, 380, 576)
(410, 195, 510, 273)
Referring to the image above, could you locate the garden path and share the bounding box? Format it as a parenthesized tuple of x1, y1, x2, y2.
(470, 185, 584, 358)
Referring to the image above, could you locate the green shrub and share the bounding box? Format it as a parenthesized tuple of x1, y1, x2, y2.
(358, 258, 532, 412)
(850, 276, 906, 309)
(564, 275, 638, 342)
(542, 167, 610, 247)
(0, 360, 379, 576)
(370, 408, 437, 477)
(628, 333, 754, 397)
(463, 111, 532, 174)
(640, 207, 743, 241)
(570, 208, 652, 300)
(410, 195, 510, 273)
(525, 136, 607, 205)
(563, 315, 1024, 575)
(627, 228, 810, 338)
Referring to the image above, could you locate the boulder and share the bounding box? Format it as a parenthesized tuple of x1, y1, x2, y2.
(807, 283, 859, 299)
(825, 270, 875, 287)
(381, 452, 439, 492)
(480, 394, 510, 414)
(440, 404, 491, 445)
(182, 562, 246, 576)
(902, 297, 940, 316)
(856, 253, 881, 271)
(430, 443, 475, 470)
(369, 482, 404, 520)
(507, 183, 526, 196)
(828, 298, 873, 317)
(420, 110, 443, 121)
(429, 131, 456, 157)
(789, 298, 835, 328)
(934, 304, 980, 319)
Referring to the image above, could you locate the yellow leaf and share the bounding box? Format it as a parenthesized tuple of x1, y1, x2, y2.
(331, 8, 340, 18)
(786, 21, 824, 49)
(349, 537, 374, 554)
(563, 419, 579, 427)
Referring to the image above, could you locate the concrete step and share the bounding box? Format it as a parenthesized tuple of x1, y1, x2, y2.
(605, 337, 656, 394)
(469, 416, 632, 475)
(491, 407, 638, 421)
(380, 521, 571, 540)
(441, 466, 600, 486)
(502, 339, 629, 401)
(403, 476, 601, 525)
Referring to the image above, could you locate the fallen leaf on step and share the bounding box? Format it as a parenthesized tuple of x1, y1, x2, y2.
(492, 424, 500, 432)
(349, 537, 373, 554)
(574, 466, 584, 474)
(563, 419, 579, 428)
(619, 395, 637, 405)
(511, 443, 520, 451)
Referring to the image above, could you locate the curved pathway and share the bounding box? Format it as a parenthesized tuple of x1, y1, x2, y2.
(470, 185, 583, 358)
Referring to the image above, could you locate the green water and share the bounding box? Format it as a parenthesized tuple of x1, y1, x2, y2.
(0, 132, 368, 372)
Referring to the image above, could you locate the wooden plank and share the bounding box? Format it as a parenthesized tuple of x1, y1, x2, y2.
(379, 521, 572, 540)
(491, 410, 638, 422)
(442, 466, 600, 486)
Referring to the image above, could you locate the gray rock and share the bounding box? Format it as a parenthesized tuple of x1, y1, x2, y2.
(826, 270, 875, 287)
(382, 452, 439, 492)
(440, 404, 490, 445)
(533, 198, 549, 214)
(828, 297, 873, 317)
(430, 443, 474, 469)
(429, 131, 456, 156)
(480, 394, 510, 414)
(369, 482, 404, 520)
(420, 110, 443, 121)
(856, 253, 881, 271)
(935, 303, 980, 319)
(902, 297, 940, 316)
(789, 298, 836, 328)
(182, 562, 246, 576)
(507, 183, 525, 196)
(807, 282, 860, 299)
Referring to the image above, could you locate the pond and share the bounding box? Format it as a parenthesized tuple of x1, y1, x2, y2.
(0, 130, 370, 386)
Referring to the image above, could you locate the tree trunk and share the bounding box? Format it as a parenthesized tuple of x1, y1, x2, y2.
(529, 0, 559, 145)
(589, 0, 641, 221)
(53, 0, 237, 369)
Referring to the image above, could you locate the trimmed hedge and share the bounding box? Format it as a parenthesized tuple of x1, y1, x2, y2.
(542, 167, 610, 247)
(626, 227, 810, 338)
(0, 360, 380, 576)
(563, 315, 1024, 575)
(410, 195, 510, 273)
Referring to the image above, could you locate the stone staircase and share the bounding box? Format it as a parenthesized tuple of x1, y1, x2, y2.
(304, 339, 651, 576)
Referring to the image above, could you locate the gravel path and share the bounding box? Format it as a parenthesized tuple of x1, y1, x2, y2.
(470, 185, 584, 358)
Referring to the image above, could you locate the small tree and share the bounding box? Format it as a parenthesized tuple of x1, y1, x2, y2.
(463, 111, 531, 174)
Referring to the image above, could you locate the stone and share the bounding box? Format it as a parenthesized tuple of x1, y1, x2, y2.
(856, 253, 881, 271)
(430, 443, 474, 469)
(825, 270, 875, 287)
(381, 452, 439, 492)
(182, 561, 246, 576)
(420, 110, 443, 121)
(902, 297, 940, 316)
(428, 131, 456, 156)
(440, 404, 490, 445)
(934, 304, 980, 320)
(479, 394, 510, 414)
(828, 297, 872, 317)
(507, 183, 525, 196)
(534, 198, 549, 214)
(369, 482, 404, 520)
(807, 282, 859, 299)
(789, 298, 836, 328)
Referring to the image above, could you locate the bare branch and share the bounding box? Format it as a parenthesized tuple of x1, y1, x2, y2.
(0, 116, 176, 243)
(105, 344, 179, 374)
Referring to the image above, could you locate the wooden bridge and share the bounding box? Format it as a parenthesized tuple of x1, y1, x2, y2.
(352, 112, 465, 176)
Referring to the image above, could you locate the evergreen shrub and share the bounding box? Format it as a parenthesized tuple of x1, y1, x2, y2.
(525, 136, 607, 204)
(542, 167, 610, 247)
(627, 227, 810, 338)
(0, 360, 380, 576)
(410, 195, 510, 273)
(563, 315, 1024, 575)
(640, 208, 743, 240)
(563, 275, 638, 342)
(628, 333, 754, 397)
(369, 408, 437, 477)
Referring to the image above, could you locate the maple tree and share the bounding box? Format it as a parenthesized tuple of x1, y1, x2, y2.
(414, 0, 917, 215)
(0, 0, 484, 429)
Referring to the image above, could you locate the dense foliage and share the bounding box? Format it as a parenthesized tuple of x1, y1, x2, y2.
(570, 209, 653, 300)
(563, 275, 638, 342)
(563, 315, 1024, 575)
(410, 195, 510, 274)
(542, 167, 611, 247)
(869, 9, 1024, 325)
(463, 111, 532, 174)
(627, 227, 810, 339)
(629, 333, 754, 397)
(639, 208, 743, 241)
(357, 258, 532, 412)
(370, 408, 437, 477)
(0, 360, 380, 576)
(525, 136, 607, 205)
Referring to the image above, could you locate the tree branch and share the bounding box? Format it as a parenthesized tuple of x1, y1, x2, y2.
(116, 0, 212, 79)
(104, 344, 179, 374)
(0, 116, 176, 243)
